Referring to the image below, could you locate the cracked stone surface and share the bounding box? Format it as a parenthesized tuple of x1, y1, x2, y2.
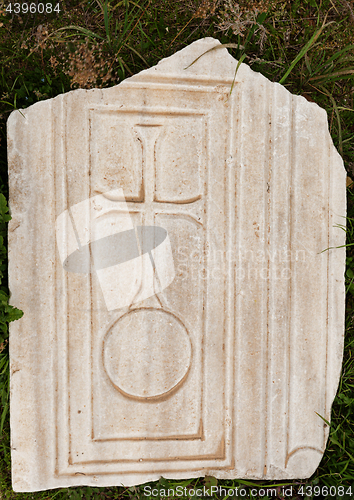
(7, 37, 346, 492)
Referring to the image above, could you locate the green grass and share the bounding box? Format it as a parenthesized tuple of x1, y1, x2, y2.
(0, 0, 353, 498)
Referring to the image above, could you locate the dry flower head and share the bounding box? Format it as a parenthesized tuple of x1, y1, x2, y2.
(218, 0, 270, 49)
(67, 40, 113, 89)
(193, 0, 219, 19)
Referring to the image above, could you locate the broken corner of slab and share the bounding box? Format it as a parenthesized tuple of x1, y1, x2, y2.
(7, 37, 346, 492)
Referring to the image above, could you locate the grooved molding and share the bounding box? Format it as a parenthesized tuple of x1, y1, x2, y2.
(7, 37, 346, 492)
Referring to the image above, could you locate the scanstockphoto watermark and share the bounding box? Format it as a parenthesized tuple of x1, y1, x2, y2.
(176, 247, 311, 265)
(175, 246, 313, 282)
(55, 188, 175, 311)
(143, 484, 352, 498)
(143, 485, 296, 498)
(55, 187, 318, 311)
(177, 262, 293, 282)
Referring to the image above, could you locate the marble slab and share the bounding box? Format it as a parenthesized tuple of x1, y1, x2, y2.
(7, 37, 346, 492)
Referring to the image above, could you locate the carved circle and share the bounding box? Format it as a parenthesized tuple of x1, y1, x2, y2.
(103, 308, 192, 401)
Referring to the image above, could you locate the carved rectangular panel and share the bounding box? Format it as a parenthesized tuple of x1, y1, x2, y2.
(57, 95, 232, 475)
(8, 38, 346, 491)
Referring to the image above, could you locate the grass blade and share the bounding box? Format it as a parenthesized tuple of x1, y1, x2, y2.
(115, 0, 151, 57)
(0, 402, 8, 435)
(230, 53, 246, 94)
(184, 43, 243, 70)
(125, 44, 149, 66)
(54, 25, 104, 41)
(310, 69, 354, 82)
(103, 1, 111, 47)
(319, 84, 343, 156)
(279, 20, 334, 84)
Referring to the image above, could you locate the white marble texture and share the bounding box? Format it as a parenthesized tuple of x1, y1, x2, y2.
(7, 37, 346, 492)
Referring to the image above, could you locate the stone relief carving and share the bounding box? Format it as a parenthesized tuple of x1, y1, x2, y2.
(7, 37, 346, 492)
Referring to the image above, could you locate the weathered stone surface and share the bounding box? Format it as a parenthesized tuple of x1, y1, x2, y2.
(7, 37, 346, 492)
